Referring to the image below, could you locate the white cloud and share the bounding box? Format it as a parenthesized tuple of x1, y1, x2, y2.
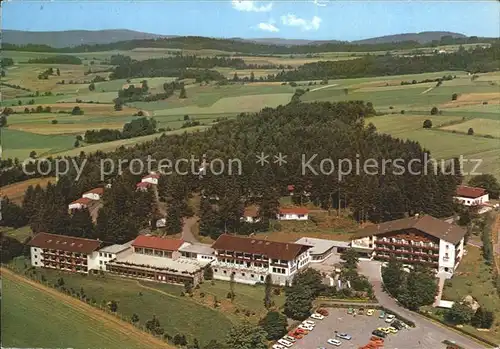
(232, 1, 273, 12)
(280, 14, 322, 31)
(257, 22, 279, 32)
(312, 0, 328, 7)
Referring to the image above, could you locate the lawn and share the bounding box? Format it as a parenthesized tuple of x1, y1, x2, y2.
(2, 128, 75, 159)
(0, 226, 34, 242)
(1, 272, 151, 349)
(10, 261, 233, 346)
(369, 114, 463, 135)
(440, 245, 500, 344)
(441, 118, 500, 138)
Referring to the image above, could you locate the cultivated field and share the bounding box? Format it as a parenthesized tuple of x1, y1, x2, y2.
(0, 177, 56, 204)
(2, 268, 168, 349)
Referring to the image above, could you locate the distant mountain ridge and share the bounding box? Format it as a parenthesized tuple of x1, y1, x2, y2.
(2, 29, 173, 48)
(2, 29, 472, 48)
(352, 31, 468, 45)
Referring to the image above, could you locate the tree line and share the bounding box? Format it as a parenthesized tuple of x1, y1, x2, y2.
(84, 117, 157, 143)
(4, 35, 498, 55)
(1, 100, 462, 243)
(26, 55, 82, 65)
(273, 44, 500, 81)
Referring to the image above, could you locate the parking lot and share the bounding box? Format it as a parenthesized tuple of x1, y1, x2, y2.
(293, 308, 451, 349)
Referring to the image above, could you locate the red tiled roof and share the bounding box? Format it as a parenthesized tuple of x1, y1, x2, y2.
(279, 207, 309, 215)
(70, 197, 92, 206)
(211, 234, 311, 261)
(456, 186, 487, 199)
(84, 187, 104, 196)
(132, 235, 184, 251)
(136, 182, 152, 188)
(287, 185, 295, 191)
(28, 232, 101, 254)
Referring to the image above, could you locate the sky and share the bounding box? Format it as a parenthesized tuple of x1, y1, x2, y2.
(2, 1, 499, 41)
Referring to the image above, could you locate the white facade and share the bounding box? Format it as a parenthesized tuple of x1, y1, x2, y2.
(212, 249, 311, 286)
(276, 212, 309, 221)
(454, 193, 489, 207)
(141, 176, 158, 185)
(437, 238, 464, 279)
(30, 247, 43, 268)
(82, 192, 101, 201)
(68, 202, 87, 210)
(30, 246, 94, 273)
(241, 216, 261, 223)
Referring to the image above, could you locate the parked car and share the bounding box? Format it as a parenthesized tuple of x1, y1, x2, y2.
(272, 345, 286, 349)
(372, 330, 387, 338)
(336, 333, 352, 340)
(387, 327, 398, 334)
(317, 308, 329, 316)
(358, 308, 365, 315)
(366, 309, 375, 316)
(370, 336, 384, 342)
(311, 313, 325, 320)
(347, 307, 354, 314)
(282, 335, 296, 343)
(327, 338, 342, 346)
(298, 324, 314, 331)
(379, 310, 385, 319)
(385, 314, 396, 323)
(277, 339, 294, 347)
(293, 328, 308, 335)
(303, 320, 316, 326)
(391, 320, 404, 330)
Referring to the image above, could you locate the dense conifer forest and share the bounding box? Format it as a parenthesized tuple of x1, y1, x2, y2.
(1, 101, 461, 244)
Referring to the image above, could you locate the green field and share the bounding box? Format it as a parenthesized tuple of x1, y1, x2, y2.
(1, 273, 151, 349)
(441, 245, 500, 344)
(8, 261, 233, 346)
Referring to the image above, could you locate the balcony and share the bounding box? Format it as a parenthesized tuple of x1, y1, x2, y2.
(374, 247, 438, 259)
(376, 239, 439, 251)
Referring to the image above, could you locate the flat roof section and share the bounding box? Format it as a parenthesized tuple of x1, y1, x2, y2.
(295, 237, 349, 255)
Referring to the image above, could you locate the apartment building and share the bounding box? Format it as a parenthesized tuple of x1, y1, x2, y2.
(351, 215, 466, 279)
(29, 232, 102, 273)
(210, 234, 312, 285)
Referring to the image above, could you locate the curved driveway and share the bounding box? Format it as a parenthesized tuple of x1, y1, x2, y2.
(358, 260, 492, 349)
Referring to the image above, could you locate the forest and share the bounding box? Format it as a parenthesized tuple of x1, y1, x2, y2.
(274, 44, 500, 81)
(26, 55, 82, 65)
(3, 35, 498, 55)
(84, 117, 157, 143)
(1, 101, 461, 244)
(109, 55, 274, 80)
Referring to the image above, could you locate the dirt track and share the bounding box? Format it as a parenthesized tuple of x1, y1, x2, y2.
(1, 267, 173, 349)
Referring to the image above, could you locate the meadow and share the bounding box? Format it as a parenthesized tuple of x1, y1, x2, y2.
(2, 48, 499, 181)
(2, 271, 158, 349)
(7, 257, 281, 346)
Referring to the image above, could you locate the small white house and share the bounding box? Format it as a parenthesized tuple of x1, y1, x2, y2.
(141, 173, 160, 185)
(82, 187, 104, 201)
(68, 197, 93, 211)
(454, 186, 489, 207)
(136, 181, 153, 191)
(276, 207, 309, 221)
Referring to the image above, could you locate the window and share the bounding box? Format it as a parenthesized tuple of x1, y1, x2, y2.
(251, 274, 254, 278)
(34, 261, 38, 265)
(260, 276, 264, 281)
(99, 252, 103, 257)
(223, 270, 227, 274)
(242, 273, 246, 277)
(214, 269, 218, 272)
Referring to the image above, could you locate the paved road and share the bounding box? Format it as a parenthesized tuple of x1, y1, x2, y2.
(181, 216, 198, 243)
(358, 261, 491, 349)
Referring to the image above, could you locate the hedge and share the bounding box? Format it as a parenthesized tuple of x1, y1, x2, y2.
(420, 311, 498, 348)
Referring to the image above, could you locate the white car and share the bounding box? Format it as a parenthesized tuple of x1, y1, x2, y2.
(282, 335, 296, 343)
(385, 314, 396, 323)
(277, 339, 294, 347)
(272, 345, 286, 349)
(303, 320, 316, 326)
(327, 338, 342, 346)
(311, 313, 325, 320)
(298, 324, 314, 331)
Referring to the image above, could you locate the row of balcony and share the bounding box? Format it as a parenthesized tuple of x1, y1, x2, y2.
(375, 239, 439, 250)
(42, 258, 87, 266)
(217, 251, 267, 261)
(375, 254, 439, 267)
(374, 247, 439, 259)
(42, 250, 86, 258)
